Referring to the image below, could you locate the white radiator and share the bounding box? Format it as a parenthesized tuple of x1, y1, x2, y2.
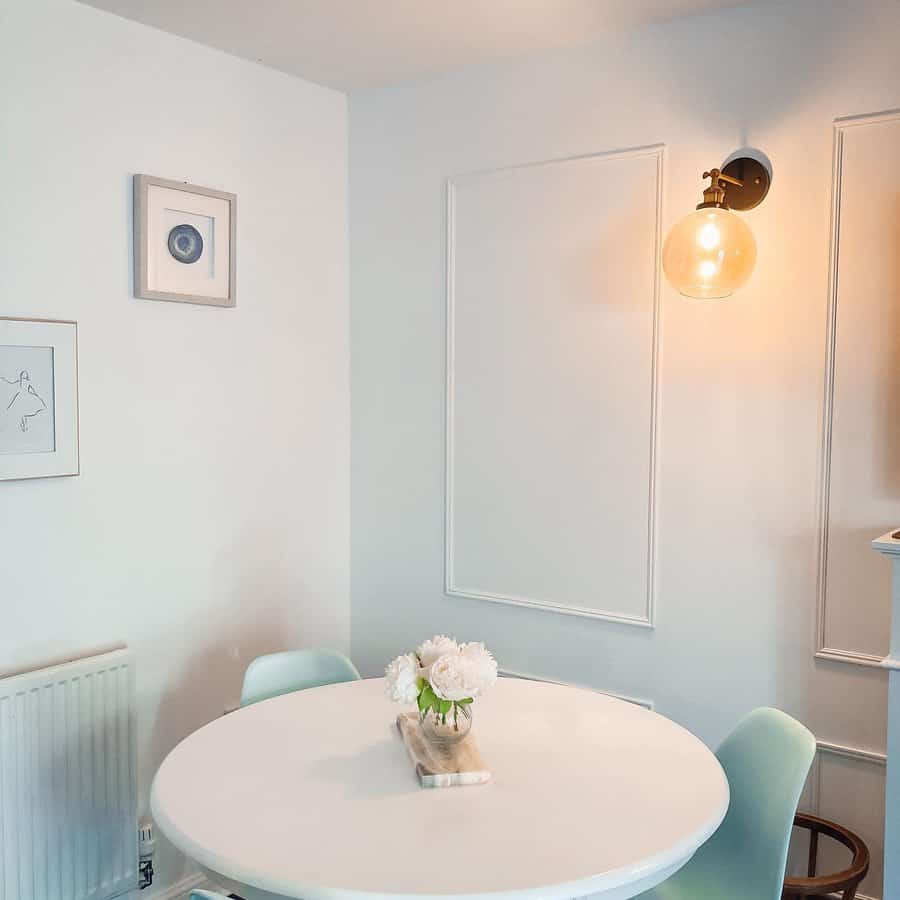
(0, 648, 138, 900)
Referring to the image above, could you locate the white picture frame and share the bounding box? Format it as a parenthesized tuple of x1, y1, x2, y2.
(0, 317, 79, 481)
(133, 174, 237, 307)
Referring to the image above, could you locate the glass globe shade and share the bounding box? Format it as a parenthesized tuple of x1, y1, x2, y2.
(662, 207, 757, 300)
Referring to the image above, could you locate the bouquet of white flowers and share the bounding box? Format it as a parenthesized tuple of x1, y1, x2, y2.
(385, 635, 498, 729)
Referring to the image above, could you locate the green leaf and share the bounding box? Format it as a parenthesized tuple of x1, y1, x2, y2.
(456, 697, 473, 706)
(418, 684, 435, 713)
(438, 699, 452, 716)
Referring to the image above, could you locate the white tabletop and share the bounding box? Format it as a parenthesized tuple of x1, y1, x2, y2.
(151, 678, 728, 900)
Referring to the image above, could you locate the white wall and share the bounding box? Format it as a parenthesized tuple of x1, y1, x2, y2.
(349, 1, 900, 896)
(0, 0, 349, 893)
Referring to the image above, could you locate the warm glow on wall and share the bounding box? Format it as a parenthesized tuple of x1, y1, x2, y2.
(663, 157, 770, 300)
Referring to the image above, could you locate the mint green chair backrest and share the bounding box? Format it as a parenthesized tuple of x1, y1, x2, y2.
(644, 707, 816, 900)
(240, 648, 361, 707)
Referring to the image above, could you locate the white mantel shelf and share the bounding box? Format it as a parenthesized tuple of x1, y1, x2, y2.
(873, 530, 900, 557)
(871, 529, 900, 899)
(873, 531, 900, 672)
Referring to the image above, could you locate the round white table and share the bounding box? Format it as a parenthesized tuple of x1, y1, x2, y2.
(151, 678, 728, 900)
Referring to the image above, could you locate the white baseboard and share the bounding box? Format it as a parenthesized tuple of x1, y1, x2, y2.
(128, 870, 208, 900)
(498, 667, 655, 710)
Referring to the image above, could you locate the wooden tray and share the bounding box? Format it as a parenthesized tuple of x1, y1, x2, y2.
(396, 712, 491, 788)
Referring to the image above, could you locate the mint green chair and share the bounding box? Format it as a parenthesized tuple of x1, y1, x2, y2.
(239, 648, 361, 707)
(637, 707, 816, 900)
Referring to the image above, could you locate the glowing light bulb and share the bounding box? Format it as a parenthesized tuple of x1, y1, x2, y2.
(663, 208, 757, 300)
(699, 260, 717, 280)
(698, 223, 721, 251)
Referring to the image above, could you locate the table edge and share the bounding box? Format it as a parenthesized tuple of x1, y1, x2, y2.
(150, 682, 730, 900)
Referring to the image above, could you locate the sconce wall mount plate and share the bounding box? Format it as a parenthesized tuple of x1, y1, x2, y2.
(717, 157, 771, 211)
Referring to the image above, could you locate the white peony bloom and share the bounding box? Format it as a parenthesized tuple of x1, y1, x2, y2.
(385, 652, 420, 704)
(460, 641, 498, 693)
(416, 634, 459, 675)
(429, 652, 482, 702)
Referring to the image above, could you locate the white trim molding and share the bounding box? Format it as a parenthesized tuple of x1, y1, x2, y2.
(444, 143, 664, 628)
(817, 739, 887, 767)
(130, 870, 207, 900)
(814, 110, 900, 669)
(816, 647, 887, 669)
(498, 666, 655, 711)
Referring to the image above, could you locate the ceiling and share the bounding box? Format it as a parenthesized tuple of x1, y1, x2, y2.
(80, 0, 752, 92)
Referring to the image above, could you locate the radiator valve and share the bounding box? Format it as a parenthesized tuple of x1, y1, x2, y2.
(138, 820, 156, 890)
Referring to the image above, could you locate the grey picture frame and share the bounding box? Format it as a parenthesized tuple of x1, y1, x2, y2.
(133, 174, 237, 307)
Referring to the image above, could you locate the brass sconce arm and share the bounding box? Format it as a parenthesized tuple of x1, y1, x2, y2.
(697, 168, 744, 209)
(695, 158, 771, 211)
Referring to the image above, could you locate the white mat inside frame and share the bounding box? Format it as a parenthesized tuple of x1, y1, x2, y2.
(396, 712, 491, 788)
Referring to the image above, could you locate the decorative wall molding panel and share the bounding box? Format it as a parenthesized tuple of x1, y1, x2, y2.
(498, 666, 655, 710)
(815, 109, 900, 668)
(806, 740, 887, 900)
(445, 145, 663, 626)
(808, 738, 887, 813)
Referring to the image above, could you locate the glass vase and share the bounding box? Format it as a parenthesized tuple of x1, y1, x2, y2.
(420, 702, 473, 745)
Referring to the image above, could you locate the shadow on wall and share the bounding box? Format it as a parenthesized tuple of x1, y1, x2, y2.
(141, 609, 294, 887)
(0, 641, 126, 679)
(143, 608, 296, 778)
(642, 3, 881, 136)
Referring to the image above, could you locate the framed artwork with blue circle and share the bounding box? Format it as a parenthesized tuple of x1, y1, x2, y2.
(133, 174, 237, 307)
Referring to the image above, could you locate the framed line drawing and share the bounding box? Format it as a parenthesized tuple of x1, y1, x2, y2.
(133, 174, 237, 307)
(0, 317, 79, 481)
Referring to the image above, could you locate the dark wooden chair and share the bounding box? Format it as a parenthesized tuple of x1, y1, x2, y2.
(783, 812, 870, 900)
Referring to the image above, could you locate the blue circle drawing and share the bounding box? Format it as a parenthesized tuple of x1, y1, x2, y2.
(167, 224, 204, 264)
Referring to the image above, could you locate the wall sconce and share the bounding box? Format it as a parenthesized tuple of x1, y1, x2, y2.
(662, 156, 771, 300)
